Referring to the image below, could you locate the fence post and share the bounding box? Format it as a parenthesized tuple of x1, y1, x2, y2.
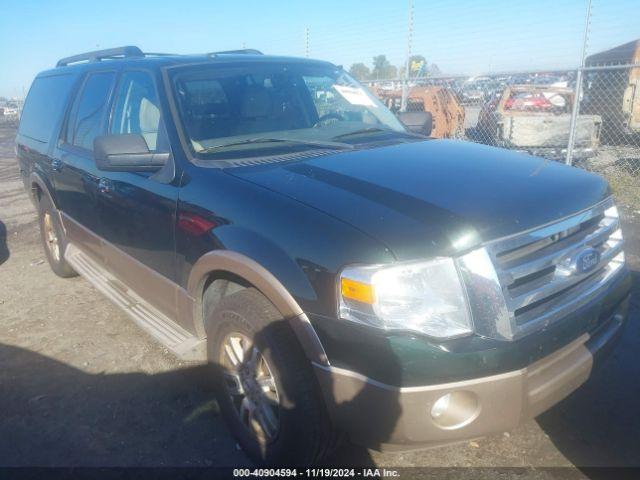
(565, 68, 584, 165)
(400, 0, 413, 112)
(305, 27, 310, 58)
(565, 0, 592, 165)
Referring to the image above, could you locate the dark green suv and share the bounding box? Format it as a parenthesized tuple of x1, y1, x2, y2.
(16, 46, 631, 465)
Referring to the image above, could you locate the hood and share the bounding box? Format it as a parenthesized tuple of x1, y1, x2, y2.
(227, 140, 610, 261)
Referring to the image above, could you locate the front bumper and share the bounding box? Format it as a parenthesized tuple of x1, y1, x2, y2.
(313, 295, 629, 450)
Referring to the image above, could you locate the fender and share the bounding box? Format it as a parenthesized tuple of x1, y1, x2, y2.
(29, 171, 55, 205)
(187, 249, 329, 366)
(29, 172, 65, 231)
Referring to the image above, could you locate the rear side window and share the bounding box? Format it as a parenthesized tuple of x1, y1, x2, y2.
(68, 72, 116, 150)
(19, 74, 75, 143)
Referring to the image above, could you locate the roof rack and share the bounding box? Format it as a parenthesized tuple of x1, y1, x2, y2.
(208, 49, 263, 57)
(56, 46, 263, 67)
(56, 46, 145, 67)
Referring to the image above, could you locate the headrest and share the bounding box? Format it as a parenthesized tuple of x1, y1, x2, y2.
(139, 97, 160, 132)
(240, 86, 272, 118)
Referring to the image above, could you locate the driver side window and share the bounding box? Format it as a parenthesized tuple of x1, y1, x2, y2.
(110, 71, 169, 152)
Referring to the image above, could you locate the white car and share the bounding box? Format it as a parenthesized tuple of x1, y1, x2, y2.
(1, 106, 19, 116)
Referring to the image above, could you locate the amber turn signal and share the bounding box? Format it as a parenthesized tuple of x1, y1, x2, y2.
(341, 278, 375, 304)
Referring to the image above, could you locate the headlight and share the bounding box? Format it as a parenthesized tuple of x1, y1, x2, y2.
(338, 258, 473, 339)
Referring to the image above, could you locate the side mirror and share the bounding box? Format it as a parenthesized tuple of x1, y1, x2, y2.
(398, 111, 433, 137)
(94, 134, 168, 172)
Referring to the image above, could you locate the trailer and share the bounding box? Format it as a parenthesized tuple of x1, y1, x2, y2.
(477, 84, 602, 158)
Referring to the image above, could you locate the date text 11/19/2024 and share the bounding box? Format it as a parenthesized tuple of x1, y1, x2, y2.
(233, 468, 400, 477)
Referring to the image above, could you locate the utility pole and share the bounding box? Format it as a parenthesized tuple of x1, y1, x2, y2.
(305, 27, 310, 58)
(565, 0, 592, 165)
(401, 0, 414, 112)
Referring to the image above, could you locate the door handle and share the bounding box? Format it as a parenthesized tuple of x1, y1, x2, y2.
(98, 178, 112, 194)
(51, 158, 63, 172)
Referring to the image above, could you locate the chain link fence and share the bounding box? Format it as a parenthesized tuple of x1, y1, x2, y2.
(363, 59, 640, 209)
(578, 63, 640, 207)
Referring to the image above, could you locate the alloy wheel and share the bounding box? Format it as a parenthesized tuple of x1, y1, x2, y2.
(43, 212, 61, 262)
(219, 332, 280, 443)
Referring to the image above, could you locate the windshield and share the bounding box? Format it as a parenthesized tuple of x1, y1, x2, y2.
(170, 62, 407, 159)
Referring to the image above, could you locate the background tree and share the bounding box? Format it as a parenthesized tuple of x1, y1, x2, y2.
(372, 55, 397, 80)
(348, 63, 371, 81)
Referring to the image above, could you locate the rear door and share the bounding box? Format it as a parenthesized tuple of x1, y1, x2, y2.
(52, 70, 117, 259)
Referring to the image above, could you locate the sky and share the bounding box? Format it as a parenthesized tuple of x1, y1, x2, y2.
(0, 0, 638, 98)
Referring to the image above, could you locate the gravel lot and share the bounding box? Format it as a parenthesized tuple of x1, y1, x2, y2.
(0, 124, 638, 474)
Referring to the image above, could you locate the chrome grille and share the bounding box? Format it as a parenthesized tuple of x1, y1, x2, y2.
(459, 197, 626, 340)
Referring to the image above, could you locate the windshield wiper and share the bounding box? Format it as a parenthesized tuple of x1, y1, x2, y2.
(199, 136, 353, 153)
(333, 127, 424, 141)
(332, 127, 389, 139)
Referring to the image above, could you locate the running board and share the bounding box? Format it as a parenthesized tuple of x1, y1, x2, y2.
(65, 243, 206, 362)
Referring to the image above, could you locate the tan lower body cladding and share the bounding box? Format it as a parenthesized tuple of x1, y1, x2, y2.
(60, 211, 328, 365)
(314, 317, 623, 451)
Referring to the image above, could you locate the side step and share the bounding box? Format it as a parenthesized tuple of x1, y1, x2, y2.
(65, 243, 206, 362)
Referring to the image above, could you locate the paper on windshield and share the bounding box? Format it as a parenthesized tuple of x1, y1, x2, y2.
(333, 85, 377, 107)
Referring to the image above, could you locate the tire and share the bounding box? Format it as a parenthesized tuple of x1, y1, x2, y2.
(207, 288, 332, 466)
(37, 194, 77, 278)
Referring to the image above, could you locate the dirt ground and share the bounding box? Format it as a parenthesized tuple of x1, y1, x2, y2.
(1, 124, 639, 474)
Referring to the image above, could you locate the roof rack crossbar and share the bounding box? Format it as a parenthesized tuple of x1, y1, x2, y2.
(208, 49, 263, 57)
(56, 46, 144, 67)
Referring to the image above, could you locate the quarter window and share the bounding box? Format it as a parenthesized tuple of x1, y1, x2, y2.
(19, 74, 75, 143)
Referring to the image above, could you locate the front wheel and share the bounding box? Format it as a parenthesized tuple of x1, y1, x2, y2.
(207, 288, 333, 466)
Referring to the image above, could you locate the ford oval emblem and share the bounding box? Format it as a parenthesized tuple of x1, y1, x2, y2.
(576, 248, 600, 274)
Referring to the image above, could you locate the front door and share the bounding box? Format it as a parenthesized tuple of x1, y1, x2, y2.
(96, 70, 179, 319)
